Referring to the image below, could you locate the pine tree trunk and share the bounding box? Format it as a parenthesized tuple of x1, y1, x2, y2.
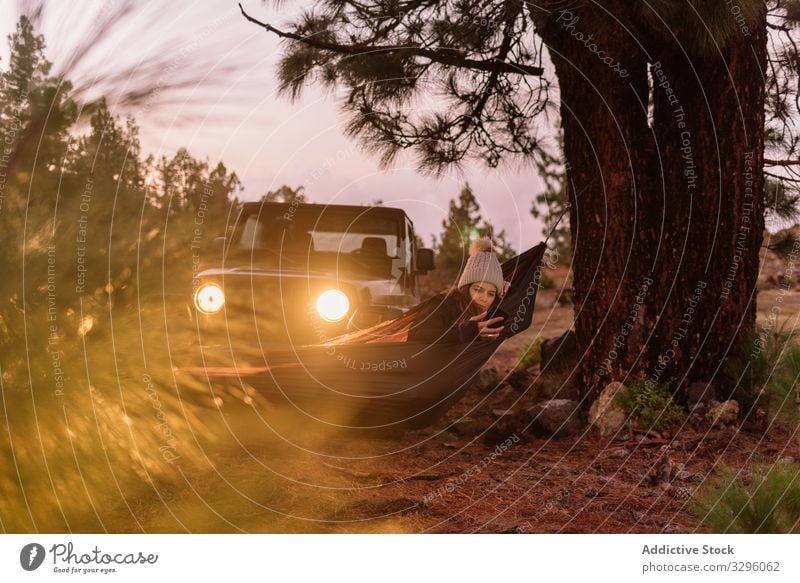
(645, 11, 767, 398)
(534, 4, 767, 401)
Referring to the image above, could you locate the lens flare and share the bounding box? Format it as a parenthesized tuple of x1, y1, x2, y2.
(316, 289, 349, 322)
(194, 283, 225, 314)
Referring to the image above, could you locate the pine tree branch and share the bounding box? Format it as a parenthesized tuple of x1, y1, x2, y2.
(238, 3, 544, 77)
(460, 7, 521, 132)
(765, 170, 800, 183)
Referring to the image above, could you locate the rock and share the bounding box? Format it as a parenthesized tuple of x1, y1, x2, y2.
(473, 366, 503, 392)
(490, 384, 518, 406)
(610, 448, 629, 459)
(506, 369, 533, 389)
(686, 382, 716, 408)
(588, 382, 630, 436)
(540, 375, 582, 401)
(540, 329, 578, 373)
(483, 409, 529, 444)
(688, 403, 708, 428)
(742, 388, 770, 433)
(483, 400, 585, 442)
(527, 399, 585, 437)
(448, 416, 483, 437)
(689, 402, 707, 417)
(706, 400, 740, 428)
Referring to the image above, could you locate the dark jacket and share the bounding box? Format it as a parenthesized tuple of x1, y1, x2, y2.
(406, 292, 482, 345)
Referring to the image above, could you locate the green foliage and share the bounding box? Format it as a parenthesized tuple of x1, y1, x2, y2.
(690, 463, 800, 533)
(517, 336, 544, 370)
(785, 0, 800, 25)
(615, 379, 684, 431)
(0, 16, 245, 532)
(723, 323, 789, 418)
(434, 182, 516, 274)
(764, 179, 800, 225)
(260, 1, 552, 173)
(764, 341, 800, 419)
(538, 272, 555, 290)
(766, 227, 800, 261)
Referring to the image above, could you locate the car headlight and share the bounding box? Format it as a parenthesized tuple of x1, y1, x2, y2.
(194, 283, 225, 314)
(316, 289, 349, 322)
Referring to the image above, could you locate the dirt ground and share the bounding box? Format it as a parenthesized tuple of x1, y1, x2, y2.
(108, 272, 800, 534)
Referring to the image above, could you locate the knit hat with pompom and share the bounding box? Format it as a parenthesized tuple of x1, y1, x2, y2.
(457, 236, 505, 294)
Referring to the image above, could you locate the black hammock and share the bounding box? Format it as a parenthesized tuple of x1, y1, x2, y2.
(199, 242, 547, 432)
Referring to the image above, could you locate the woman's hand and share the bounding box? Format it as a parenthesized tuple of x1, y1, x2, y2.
(470, 311, 505, 341)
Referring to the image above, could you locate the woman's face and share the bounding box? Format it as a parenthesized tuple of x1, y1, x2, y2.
(468, 281, 498, 310)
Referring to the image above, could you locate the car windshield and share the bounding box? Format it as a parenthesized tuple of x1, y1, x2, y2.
(230, 205, 406, 280)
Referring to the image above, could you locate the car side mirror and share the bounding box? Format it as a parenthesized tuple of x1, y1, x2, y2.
(212, 236, 227, 254)
(415, 247, 435, 273)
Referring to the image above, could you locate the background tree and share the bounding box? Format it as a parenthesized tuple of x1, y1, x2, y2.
(531, 133, 571, 264)
(434, 182, 516, 274)
(261, 184, 307, 204)
(0, 9, 251, 533)
(0, 15, 77, 347)
(0, 13, 244, 356)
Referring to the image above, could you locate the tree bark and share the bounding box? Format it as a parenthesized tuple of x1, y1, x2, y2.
(645, 10, 767, 399)
(533, 3, 767, 402)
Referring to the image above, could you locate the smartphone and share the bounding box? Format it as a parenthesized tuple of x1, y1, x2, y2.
(485, 305, 509, 322)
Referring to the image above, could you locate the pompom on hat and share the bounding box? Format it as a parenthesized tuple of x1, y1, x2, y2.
(457, 236, 509, 297)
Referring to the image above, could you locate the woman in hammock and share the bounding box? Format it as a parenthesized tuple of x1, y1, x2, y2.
(407, 236, 509, 345)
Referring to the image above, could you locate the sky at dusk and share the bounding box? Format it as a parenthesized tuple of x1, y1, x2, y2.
(1, 0, 551, 250)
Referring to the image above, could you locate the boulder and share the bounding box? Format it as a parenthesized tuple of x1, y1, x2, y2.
(473, 366, 503, 393)
(706, 400, 740, 428)
(483, 399, 585, 441)
(742, 387, 770, 433)
(527, 399, 584, 437)
(448, 416, 483, 437)
(483, 408, 529, 444)
(540, 329, 577, 373)
(686, 381, 716, 408)
(588, 382, 630, 436)
(540, 376, 582, 401)
(506, 369, 534, 389)
(489, 385, 519, 409)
